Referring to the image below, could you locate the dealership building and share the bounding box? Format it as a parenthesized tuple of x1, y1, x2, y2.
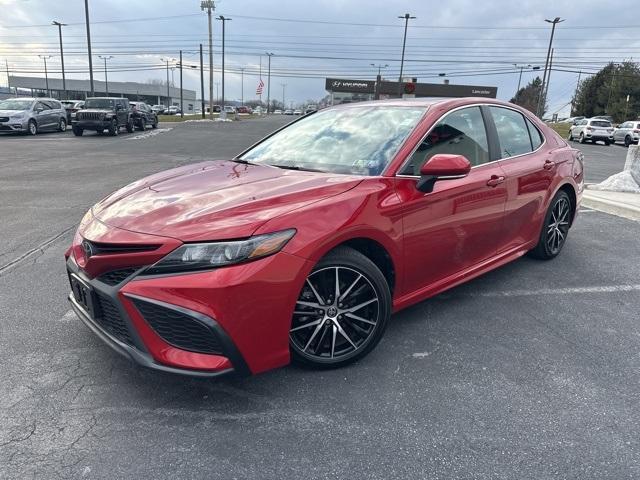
(7, 76, 197, 112)
(325, 77, 498, 104)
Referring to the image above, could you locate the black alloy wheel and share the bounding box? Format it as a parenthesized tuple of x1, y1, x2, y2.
(290, 247, 391, 368)
(529, 190, 572, 260)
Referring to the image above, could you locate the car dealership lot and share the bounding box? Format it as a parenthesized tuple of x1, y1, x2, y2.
(1, 118, 639, 479)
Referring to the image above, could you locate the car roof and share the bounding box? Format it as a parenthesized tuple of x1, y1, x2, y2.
(327, 97, 523, 111)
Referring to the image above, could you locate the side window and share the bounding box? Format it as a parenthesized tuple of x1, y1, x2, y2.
(400, 106, 490, 175)
(35, 101, 50, 111)
(51, 100, 62, 110)
(489, 106, 533, 158)
(525, 118, 544, 150)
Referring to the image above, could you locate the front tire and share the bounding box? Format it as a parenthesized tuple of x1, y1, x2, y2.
(529, 190, 573, 260)
(27, 119, 37, 135)
(138, 118, 146, 131)
(108, 119, 119, 136)
(289, 247, 391, 369)
(625, 136, 632, 147)
(72, 126, 83, 136)
(126, 118, 134, 133)
(58, 118, 67, 132)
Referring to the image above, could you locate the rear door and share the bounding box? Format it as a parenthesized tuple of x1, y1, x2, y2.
(487, 106, 556, 253)
(395, 105, 508, 296)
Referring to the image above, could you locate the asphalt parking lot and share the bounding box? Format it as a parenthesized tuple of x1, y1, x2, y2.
(1, 117, 639, 479)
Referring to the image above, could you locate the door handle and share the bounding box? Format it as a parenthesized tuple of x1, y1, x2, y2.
(486, 175, 505, 187)
(543, 159, 555, 170)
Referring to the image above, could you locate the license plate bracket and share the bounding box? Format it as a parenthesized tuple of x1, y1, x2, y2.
(69, 273, 98, 319)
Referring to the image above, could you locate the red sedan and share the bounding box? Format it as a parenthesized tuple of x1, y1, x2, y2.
(65, 98, 584, 377)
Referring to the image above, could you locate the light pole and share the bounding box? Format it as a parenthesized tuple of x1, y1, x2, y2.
(98, 55, 113, 95)
(176, 60, 198, 115)
(215, 82, 219, 103)
(161, 57, 175, 108)
(240, 67, 245, 105)
(216, 15, 232, 118)
(280, 83, 286, 110)
(199, 43, 205, 118)
(266, 52, 274, 113)
(38, 55, 52, 96)
(52, 21, 67, 99)
(537, 17, 564, 117)
(84, 0, 94, 96)
(370, 63, 389, 77)
(397, 13, 415, 97)
(201, 0, 215, 119)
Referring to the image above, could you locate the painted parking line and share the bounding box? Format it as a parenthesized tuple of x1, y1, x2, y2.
(441, 284, 640, 299)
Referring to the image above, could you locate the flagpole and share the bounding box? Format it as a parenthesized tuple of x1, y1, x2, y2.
(259, 55, 262, 106)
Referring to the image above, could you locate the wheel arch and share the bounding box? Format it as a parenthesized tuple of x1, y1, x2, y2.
(332, 237, 396, 295)
(556, 182, 577, 226)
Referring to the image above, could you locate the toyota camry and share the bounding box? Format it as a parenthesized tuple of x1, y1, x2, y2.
(65, 98, 584, 377)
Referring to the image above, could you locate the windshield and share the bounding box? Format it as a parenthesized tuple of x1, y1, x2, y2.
(0, 99, 34, 110)
(240, 105, 426, 175)
(84, 99, 114, 109)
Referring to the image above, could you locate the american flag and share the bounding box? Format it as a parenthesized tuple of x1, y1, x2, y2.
(256, 78, 264, 95)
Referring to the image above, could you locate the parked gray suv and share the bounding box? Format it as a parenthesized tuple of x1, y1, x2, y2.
(612, 121, 640, 147)
(72, 97, 134, 136)
(0, 97, 67, 135)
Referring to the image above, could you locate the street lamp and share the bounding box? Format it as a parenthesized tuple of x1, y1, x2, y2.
(216, 15, 232, 118)
(397, 13, 416, 97)
(537, 17, 564, 116)
(370, 63, 389, 77)
(201, 0, 215, 119)
(38, 55, 52, 96)
(98, 55, 113, 95)
(52, 21, 67, 99)
(265, 52, 274, 113)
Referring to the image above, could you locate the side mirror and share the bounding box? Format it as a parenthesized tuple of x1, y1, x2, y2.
(417, 154, 471, 193)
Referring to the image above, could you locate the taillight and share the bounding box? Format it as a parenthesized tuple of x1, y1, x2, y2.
(607, 129, 614, 133)
(586, 126, 593, 131)
(634, 129, 640, 134)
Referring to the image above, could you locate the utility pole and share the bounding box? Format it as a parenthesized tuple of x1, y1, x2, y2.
(179, 50, 183, 117)
(38, 55, 52, 96)
(537, 17, 564, 117)
(240, 67, 244, 105)
(266, 52, 274, 113)
(606, 66, 617, 114)
(98, 55, 113, 95)
(52, 21, 67, 99)
(5, 60, 10, 94)
(84, 0, 94, 96)
(201, 0, 215, 119)
(571, 70, 582, 115)
(215, 82, 219, 102)
(543, 49, 554, 114)
(513, 64, 532, 102)
(397, 13, 416, 97)
(216, 15, 231, 118)
(199, 43, 205, 118)
(161, 58, 174, 107)
(280, 83, 286, 110)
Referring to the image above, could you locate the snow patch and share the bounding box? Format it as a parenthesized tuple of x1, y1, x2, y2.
(589, 171, 640, 193)
(126, 127, 172, 140)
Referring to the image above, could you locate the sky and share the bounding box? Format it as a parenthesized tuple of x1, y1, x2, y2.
(1, 0, 638, 115)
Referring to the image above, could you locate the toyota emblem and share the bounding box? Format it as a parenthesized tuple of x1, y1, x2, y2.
(81, 240, 94, 258)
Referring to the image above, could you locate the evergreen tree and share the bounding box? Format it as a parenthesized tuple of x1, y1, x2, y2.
(510, 77, 546, 117)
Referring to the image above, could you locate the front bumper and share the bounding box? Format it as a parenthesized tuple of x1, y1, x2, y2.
(0, 119, 27, 132)
(73, 120, 111, 129)
(66, 244, 312, 376)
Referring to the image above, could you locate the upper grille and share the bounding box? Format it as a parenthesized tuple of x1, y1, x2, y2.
(98, 267, 138, 286)
(0, 117, 9, 122)
(131, 299, 222, 354)
(82, 239, 160, 256)
(78, 112, 104, 121)
(95, 293, 134, 346)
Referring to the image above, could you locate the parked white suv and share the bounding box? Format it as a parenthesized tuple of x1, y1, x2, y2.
(568, 118, 614, 145)
(612, 121, 640, 147)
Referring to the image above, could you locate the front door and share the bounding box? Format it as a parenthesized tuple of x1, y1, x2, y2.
(395, 105, 507, 298)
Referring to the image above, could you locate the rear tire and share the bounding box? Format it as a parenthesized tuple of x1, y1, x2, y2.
(567, 131, 574, 141)
(138, 119, 146, 131)
(72, 126, 83, 136)
(579, 133, 585, 144)
(126, 118, 134, 133)
(625, 136, 632, 147)
(289, 247, 391, 369)
(528, 190, 573, 260)
(604, 139, 610, 146)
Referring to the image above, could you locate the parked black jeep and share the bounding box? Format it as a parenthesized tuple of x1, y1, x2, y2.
(72, 97, 134, 136)
(129, 101, 158, 131)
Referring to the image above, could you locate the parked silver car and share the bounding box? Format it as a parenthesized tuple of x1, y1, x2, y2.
(568, 118, 614, 145)
(612, 120, 640, 147)
(0, 97, 67, 135)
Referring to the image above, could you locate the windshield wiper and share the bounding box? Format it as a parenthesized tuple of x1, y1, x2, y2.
(268, 164, 325, 173)
(231, 158, 257, 165)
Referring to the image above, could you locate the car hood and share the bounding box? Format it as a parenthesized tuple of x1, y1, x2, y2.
(0, 109, 28, 116)
(92, 160, 363, 241)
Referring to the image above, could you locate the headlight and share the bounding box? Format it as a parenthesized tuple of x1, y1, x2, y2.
(10, 112, 26, 120)
(143, 229, 296, 275)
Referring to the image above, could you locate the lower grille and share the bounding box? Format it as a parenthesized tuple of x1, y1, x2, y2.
(98, 267, 138, 286)
(0, 117, 9, 122)
(131, 299, 222, 354)
(95, 293, 134, 345)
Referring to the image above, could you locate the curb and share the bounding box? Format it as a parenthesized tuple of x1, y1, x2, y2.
(582, 192, 640, 221)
